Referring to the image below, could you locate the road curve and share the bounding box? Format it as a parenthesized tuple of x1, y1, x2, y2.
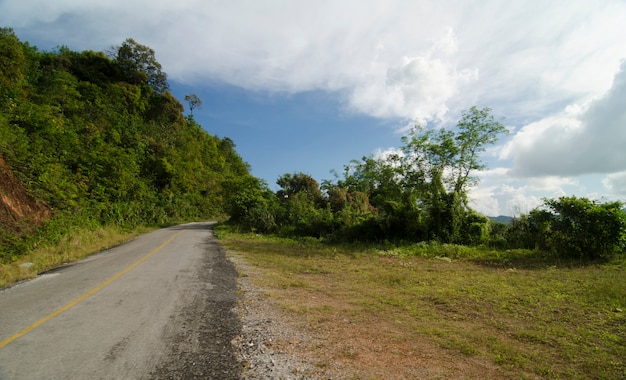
(0, 222, 241, 380)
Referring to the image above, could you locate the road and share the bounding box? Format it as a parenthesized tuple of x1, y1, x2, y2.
(0, 222, 241, 379)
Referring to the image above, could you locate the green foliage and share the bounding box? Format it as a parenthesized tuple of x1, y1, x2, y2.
(537, 196, 625, 260)
(276, 172, 324, 203)
(499, 197, 626, 261)
(225, 177, 278, 233)
(114, 38, 168, 94)
(229, 108, 507, 246)
(274, 173, 333, 237)
(0, 32, 258, 259)
(400, 106, 508, 242)
(0, 28, 27, 106)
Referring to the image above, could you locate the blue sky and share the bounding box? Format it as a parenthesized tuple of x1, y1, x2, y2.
(2, 0, 626, 216)
(167, 83, 400, 188)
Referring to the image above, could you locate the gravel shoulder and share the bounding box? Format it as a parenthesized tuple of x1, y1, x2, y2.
(228, 250, 334, 379)
(151, 230, 242, 379)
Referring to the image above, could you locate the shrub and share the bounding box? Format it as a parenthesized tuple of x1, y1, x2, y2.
(532, 196, 625, 261)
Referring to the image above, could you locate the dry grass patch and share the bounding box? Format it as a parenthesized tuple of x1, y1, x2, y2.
(220, 232, 626, 379)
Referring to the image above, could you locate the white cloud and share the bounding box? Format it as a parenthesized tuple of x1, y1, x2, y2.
(503, 61, 626, 177)
(6, 0, 624, 125)
(348, 54, 478, 121)
(469, 167, 624, 215)
(373, 147, 404, 161)
(468, 185, 503, 217)
(603, 172, 626, 198)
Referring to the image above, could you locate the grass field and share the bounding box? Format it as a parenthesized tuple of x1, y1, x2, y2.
(217, 228, 626, 379)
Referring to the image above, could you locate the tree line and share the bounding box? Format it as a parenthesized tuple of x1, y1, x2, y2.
(0, 28, 260, 261)
(228, 107, 626, 261)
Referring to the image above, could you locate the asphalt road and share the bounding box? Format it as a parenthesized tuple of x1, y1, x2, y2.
(0, 222, 241, 380)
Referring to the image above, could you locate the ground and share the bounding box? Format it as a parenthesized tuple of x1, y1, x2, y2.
(229, 250, 505, 379)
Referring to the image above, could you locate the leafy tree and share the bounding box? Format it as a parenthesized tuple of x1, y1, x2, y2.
(273, 173, 335, 236)
(184, 94, 202, 116)
(532, 196, 626, 260)
(401, 106, 507, 242)
(322, 180, 374, 231)
(114, 38, 169, 94)
(224, 176, 277, 232)
(0, 28, 27, 111)
(339, 154, 406, 210)
(276, 172, 323, 203)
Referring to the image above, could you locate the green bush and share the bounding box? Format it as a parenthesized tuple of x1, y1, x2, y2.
(531, 196, 625, 261)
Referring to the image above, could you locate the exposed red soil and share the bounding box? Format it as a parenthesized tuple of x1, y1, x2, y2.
(0, 155, 51, 234)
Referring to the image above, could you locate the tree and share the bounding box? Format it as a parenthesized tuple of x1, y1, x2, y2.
(339, 154, 406, 209)
(453, 106, 509, 199)
(114, 38, 168, 94)
(0, 28, 27, 109)
(532, 196, 626, 260)
(274, 173, 334, 236)
(276, 172, 323, 202)
(400, 106, 507, 242)
(184, 94, 202, 116)
(402, 106, 507, 206)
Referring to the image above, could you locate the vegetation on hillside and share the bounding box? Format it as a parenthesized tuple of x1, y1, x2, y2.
(0, 28, 262, 262)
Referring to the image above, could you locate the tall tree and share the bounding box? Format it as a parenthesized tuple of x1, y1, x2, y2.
(115, 38, 169, 94)
(276, 172, 323, 202)
(0, 28, 26, 109)
(402, 106, 507, 206)
(453, 106, 509, 198)
(401, 106, 507, 241)
(184, 94, 202, 116)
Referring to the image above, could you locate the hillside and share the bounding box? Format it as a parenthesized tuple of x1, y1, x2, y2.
(0, 28, 262, 261)
(0, 155, 51, 233)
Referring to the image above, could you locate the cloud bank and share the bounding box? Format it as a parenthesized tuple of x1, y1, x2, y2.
(503, 61, 626, 177)
(4, 0, 624, 125)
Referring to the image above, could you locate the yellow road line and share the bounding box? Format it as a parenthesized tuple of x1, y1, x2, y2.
(0, 229, 185, 349)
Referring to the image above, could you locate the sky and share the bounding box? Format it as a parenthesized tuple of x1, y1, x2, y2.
(2, 0, 626, 216)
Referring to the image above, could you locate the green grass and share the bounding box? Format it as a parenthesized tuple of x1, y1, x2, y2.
(217, 226, 626, 379)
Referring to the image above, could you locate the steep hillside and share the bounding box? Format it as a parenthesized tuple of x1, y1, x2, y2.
(0, 28, 263, 261)
(0, 155, 51, 233)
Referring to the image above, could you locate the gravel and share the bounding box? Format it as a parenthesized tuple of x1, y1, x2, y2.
(150, 236, 242, 379)
(229, 251, 330, 379)
(150, 233, 329, 379)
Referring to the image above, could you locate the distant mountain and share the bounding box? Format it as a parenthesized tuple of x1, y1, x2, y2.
(488, 215, 514, 224)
